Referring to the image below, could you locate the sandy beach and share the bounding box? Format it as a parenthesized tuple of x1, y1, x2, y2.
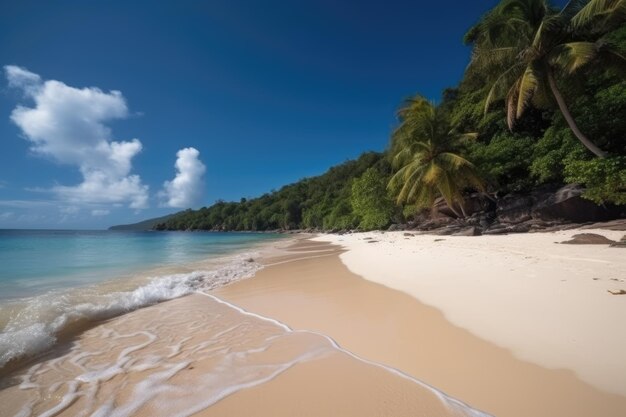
(2, 230, 625, 417)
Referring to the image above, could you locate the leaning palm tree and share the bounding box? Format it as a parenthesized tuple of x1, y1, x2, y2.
(388, 96, 484, 218)
(466, 0, 626, 158)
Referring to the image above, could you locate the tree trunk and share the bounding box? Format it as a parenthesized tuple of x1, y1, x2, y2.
(547, 69, 607, 158)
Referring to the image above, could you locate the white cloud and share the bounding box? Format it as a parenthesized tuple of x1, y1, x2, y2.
(159, 147, 206, 208)
(5, 65, 149, 209)
(59, 205, 80, 214)
(91, 209, 110, 216)
(0, 212, 14, 220)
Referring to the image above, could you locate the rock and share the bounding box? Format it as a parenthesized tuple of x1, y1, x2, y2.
(496, 193, 541, 224)
(561, 233, 617, 245)
(452, 226, 482, 236)
(403, 232, 414, 237)
(415, 216, 457, 231)
(608, 289, 626, 295)
(483, 223, 531, 235)
(531, 184, 624, 223)
(432, 193, 495, 219)
(367, 240, 379, 243)
(245, 258, 255, 263)
(582, 219, 626, 231)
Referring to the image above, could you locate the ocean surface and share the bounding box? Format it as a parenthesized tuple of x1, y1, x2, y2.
(0, 229, 284, 368)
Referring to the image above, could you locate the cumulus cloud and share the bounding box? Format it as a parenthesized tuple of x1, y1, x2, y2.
(5, 65, 148, 209)
(91, 209, 110, 216)
(160, 147, 206, 208)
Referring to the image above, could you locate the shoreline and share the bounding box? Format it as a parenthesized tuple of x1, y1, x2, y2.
(0, 233, 290, 376)
(0, 238, 483, 417)
(215, 232, 626, 417)
(2, 230, 625, 416)
(313, 229, 626, 396)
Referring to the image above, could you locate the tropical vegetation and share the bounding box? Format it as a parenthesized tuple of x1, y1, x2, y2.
(153, 0, 624, 232)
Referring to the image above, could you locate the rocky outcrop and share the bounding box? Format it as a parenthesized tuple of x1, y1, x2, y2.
(531, 184, 624, 223)
(403, 184, 625, 236)
(433, 193, 495, 218)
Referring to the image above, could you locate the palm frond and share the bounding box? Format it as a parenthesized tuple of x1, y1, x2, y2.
(483, 63, 525, 115)
(506, 78, 522, 130)
(571, 0, 626, 30)
(517, 64, 540, 117)
(549, 41, 599, 73)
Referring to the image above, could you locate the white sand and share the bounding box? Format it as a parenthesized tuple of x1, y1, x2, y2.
(315, 229, 626, 396)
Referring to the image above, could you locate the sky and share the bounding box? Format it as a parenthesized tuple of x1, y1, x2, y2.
(0, 0, 537, 229)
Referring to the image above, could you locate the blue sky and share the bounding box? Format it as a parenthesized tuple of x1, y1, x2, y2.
(0, 0, 549, 229)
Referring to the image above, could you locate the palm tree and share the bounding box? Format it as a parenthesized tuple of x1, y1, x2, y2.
(466, 0, 626, 158)
(388, 96, 484, 218)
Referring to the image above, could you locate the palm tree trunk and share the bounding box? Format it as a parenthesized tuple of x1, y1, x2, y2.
(547, 69, 607, 158)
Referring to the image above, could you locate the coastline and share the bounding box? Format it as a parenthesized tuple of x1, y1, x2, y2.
(0, 236, 483, 417)
(2, 230, 625, 417)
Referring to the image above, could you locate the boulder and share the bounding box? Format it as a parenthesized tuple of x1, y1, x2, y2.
(561, 233, 616, 245)
(531, 184, 624, 223)
(496, 194, 536, 224)
(432, 193, 494, 219)
(452, 226, 482, 236)
(483, 223, 531, 235)
(415, 216, 457, 231)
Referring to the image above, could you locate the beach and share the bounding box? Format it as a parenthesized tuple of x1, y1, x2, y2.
(2, 229, 625, 417)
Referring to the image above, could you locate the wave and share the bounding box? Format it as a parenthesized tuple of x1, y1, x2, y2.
(0, 254, 263, 370)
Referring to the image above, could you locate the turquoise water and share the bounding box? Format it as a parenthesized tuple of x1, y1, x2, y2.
(0, 230, 282, 300)
(0, 230, 284, 367)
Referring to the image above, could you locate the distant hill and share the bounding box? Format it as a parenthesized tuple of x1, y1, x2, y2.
(154, 152, 392, 232)
(108, 213, 178, 231)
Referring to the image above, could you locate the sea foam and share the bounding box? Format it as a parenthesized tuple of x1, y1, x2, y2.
(0, 254, 262, 369)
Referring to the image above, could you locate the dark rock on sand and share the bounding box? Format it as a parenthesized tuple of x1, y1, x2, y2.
(387, 223, 408, 231)
(561, 233, 617, 245)
(452, 226, 482, 236)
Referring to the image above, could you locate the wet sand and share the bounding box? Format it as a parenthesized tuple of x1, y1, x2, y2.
(0, 264, 474, 417)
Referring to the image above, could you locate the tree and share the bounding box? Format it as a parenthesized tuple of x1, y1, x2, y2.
(388, 96, 484, 217)
(466, 0, 626, 158)
(351, 168, 395, 230)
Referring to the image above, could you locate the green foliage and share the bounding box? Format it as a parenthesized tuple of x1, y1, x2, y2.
(351, 168, 394, 230)
(154, 1, 626, 234)
(156, 152, 388, 231)
(564, 156, 626, 205)
(467, 132, 535, 192)
(388, 96, 484, 216)
(465, 0, 626, 158)
(530, 125, 587, 184)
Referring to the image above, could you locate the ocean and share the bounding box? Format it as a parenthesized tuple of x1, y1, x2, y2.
(0, 229, 284, 369)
